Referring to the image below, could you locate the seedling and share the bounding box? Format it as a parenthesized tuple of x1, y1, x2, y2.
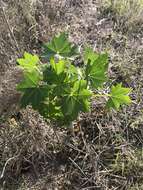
(17, 32, 132, 126)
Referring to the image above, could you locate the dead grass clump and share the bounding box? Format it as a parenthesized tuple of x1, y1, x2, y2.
(100, 0, 143, 33)
(0, 109, 67, 189)
(0, 67, 22, 117)
(1, 104, 142, 189)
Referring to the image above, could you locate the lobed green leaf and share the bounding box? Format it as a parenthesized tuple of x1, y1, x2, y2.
(43, 32, 79, 59)
(107, 83, 132, 109)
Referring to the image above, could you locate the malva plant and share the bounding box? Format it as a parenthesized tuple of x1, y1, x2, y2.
(16, 32, 132, 126)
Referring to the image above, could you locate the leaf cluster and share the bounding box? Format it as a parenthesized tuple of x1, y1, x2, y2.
(17, 33, 132, 126)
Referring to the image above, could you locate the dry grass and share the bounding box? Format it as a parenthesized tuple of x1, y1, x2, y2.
(100, 0, 143, 33)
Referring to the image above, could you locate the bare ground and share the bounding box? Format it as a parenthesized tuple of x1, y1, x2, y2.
(0, 0, 143, 189)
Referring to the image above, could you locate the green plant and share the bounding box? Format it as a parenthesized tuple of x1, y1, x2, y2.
(16, 32, 132, 126)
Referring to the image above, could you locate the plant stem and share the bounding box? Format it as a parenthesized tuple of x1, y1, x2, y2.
(93, 93, 111, 98)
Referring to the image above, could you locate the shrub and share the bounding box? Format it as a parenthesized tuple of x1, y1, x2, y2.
(16, 32, 132, 126)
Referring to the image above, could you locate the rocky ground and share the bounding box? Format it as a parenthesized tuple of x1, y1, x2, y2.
(0, 0, 143, 189)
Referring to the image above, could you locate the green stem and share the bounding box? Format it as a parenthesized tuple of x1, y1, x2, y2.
(93, 93, 111, 98)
